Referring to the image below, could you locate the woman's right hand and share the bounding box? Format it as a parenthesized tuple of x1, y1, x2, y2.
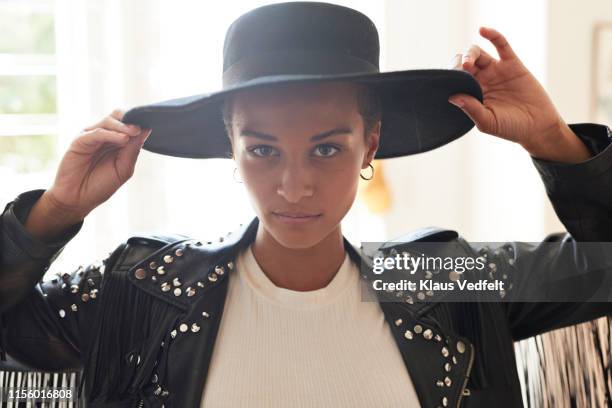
(43, 109, 151, 222)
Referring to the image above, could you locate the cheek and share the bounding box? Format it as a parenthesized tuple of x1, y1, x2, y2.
(318, 160, 360, 194)
(308, 159, 363, 216)
(323, 166, 361, 216)
(237, 159, 275, 200)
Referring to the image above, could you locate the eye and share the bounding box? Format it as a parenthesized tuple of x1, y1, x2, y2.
(248, 145, 279, 157)
(312, 144, 341, 157)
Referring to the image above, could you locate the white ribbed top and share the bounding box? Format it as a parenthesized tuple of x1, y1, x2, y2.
(200, 244, 421, 407)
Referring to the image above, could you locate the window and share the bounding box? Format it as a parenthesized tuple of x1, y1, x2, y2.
(0, 0, 59, 200)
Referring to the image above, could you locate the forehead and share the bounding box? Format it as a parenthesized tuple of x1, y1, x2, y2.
(229, 81, 361, 127)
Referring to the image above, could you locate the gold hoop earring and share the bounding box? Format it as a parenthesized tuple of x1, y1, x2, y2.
(233, 167, 243, 183)
(360, 163, 374, 181)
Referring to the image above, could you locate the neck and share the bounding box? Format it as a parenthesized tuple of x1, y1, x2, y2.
(251, 223, 346, 291)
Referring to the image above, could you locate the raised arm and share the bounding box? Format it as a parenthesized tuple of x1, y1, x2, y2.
(0, 109, 151, 370)
(446, 28, 612, 337)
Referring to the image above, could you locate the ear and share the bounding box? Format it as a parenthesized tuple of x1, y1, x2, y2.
(363, 120, 381, 167)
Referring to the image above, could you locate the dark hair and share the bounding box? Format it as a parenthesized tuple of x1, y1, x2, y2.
(355, 83, 382, 136)
(221, 83, 382, 143)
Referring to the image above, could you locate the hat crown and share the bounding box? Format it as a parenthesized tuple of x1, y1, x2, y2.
(222, 2, 380, 81)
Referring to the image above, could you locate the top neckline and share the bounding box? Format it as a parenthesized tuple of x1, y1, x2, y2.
(237, 245, 355, 310)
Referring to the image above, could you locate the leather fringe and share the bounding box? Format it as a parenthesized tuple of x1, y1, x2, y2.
(81, 263, 185, 403)
(516, 316, 612, 407)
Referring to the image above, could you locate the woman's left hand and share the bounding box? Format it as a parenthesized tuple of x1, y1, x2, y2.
(449, 27, 592, 163)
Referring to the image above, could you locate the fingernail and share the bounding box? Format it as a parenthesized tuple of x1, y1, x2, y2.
(449, 98, 464, 108)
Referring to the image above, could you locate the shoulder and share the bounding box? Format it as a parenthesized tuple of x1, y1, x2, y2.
(106, 231, 238, 308)
(360, 226, 460, 259)
(381, 226, 459, 247)
(112, 232, 195, 269)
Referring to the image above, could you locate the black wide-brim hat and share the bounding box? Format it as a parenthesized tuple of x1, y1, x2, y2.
(122, 1, 482, 160)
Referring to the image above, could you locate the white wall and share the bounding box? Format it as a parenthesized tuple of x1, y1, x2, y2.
(544, 0, 612, 232)
(381, 0, 476, 241)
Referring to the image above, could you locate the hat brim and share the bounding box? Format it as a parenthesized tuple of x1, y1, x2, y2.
(122, 69, 482, 160)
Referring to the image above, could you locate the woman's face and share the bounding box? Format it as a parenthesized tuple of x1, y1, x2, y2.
(229, 82, 380, 249)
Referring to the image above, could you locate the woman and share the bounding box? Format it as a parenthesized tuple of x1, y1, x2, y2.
(1, 2, 611, 407)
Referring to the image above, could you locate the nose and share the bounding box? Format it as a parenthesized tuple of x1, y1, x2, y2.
(276, 160, 314, 203)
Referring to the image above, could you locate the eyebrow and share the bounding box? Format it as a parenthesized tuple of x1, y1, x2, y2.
(239, 127, 353, 142)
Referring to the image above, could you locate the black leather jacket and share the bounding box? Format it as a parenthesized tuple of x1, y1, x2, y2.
(1, 123, 611, 407)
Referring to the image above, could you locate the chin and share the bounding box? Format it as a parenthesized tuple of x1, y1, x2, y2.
(263, 214, 331, 250)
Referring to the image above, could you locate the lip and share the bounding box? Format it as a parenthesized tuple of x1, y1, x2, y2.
(272, 211, 322, 224)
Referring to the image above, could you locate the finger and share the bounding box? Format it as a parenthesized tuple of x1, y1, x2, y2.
(75, 129, 130, 152)
(473, 47, 496, 69)
(479, 26, 517, 61)
(110, 108, 125, 121)
(448, 94, 494, 132)
(461, 46, 479, 75)
(83, 108, 130, 132)
(116, 128, 152, 177)
(102, 116, 142, 135)
(84, 116, 141, 136)
(109, 108, 145, 137)
(463, 44, 495, 71)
